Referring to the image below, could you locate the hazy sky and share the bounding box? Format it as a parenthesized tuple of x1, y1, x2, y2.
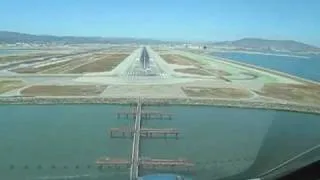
(1, 0, 319, 45)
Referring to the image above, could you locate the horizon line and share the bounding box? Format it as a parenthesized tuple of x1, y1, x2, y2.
(1, 30, 319, 47)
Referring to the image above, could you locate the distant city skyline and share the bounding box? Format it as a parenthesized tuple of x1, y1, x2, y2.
(1, 0, 320, 46)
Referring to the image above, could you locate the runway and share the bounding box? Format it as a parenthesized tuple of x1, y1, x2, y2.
(124, 47, 170, 80)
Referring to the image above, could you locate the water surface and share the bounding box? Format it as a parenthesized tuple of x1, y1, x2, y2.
(212, 52, 320, 82)
(0, 104, 319, 180)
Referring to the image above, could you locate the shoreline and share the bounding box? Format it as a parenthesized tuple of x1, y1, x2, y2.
(210, 49, 311, 59)
(177, 49, 319, 85)
(209, 55, 320, 85)
(0, 97, 319, 115)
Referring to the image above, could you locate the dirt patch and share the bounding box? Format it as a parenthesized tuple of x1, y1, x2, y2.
(161, 54, 196, 65)
(228, 72, 259, 81)
(40, 57, 93, 74)
(175, 68, 213, 76)
(155, 50, 169, 53)
(102, 85, 186, 98)
(184, 49, 207, 54)
(67, 54, 128, 73)
(12, 67, 39, 73)
(241, 72, 259, 78)
(182, 87, 252, 98)
(106, 46, 137, 52)
(21, 85, 107, 96)
(12, 54, 102, 74)
(175, 68, 231, 77)
(257, 83, 320, 105)
(204, 68, 232, 76)
(0, 53, 58, 63)
(12, 60, 71, 73)
(0, 79, 25, 94)
(163, 54, 231, 77)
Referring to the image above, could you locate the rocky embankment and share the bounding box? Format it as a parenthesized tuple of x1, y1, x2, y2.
(0, 97, 320, 115)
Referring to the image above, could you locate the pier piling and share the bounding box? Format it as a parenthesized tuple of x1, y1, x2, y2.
(98, 98, 192, 179)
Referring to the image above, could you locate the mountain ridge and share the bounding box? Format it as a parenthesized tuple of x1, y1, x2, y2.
(0, 31, 164, 44)
(1, 31, 319, 52)
(212, 38, 320, 52)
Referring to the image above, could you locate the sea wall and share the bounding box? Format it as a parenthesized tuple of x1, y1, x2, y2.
(0, 97, 319, 115)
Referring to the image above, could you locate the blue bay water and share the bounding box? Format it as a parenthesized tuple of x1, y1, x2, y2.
(0, 104, 319, 180)
(212, 52, 320, 82)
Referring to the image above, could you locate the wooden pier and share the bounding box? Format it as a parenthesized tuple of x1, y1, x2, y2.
(130, 98, 141, 180)
(110, 127, 179, 138)
(96, 158, 130, 167)
(98, 98, 191, 180)
(96, 157, 194, 169)
(117, 111, 172, 120)
(141, 158, 194, 168)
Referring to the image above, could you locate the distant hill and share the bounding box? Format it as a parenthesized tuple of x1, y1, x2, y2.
(0, 31, 164, 44)
(1, 31, 319, 52)
(213, 38, 320, 52)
